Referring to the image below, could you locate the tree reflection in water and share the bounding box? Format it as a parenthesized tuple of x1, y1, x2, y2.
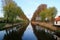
(1, 23, 57, 40)
(31, 24, 56, 40)
(3, 25, 27, 40)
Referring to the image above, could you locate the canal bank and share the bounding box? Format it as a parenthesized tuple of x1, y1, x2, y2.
(31, 21, 60, 40)
(0, 23, 59, 40)
(0, 23, 37, 40)
(31, 21, 60, 31)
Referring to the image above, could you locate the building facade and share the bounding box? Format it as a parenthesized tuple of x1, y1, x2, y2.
(54, 16, 60, 26)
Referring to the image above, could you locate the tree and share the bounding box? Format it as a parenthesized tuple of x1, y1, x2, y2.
(48, 7, 57, 22)
(39, 7, 57, 22)
(3, 2, 29, 23)
(39, 11, 46, 22)
(3, 2, 27, 23)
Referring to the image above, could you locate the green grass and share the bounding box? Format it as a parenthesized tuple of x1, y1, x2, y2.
(0, 23, 6, 29)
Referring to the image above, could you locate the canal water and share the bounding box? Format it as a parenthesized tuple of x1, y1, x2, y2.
(22, 23, 37, 40)
(0, 23, 37, 40)
(0, 23, 56, 40)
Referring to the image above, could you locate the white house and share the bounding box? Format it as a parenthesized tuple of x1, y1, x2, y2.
(54, 16, 60, 26)
(36, 16, 41, 21)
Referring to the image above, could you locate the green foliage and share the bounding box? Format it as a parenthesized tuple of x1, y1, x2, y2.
(39, 7, 57, 22)
(3, 2, 29, 23)
(0, 23, 6, 29)
(40, 11, 46, 21)
(15, 20, 25, 23)
(48, 7, 57, 18)
(46, 7, 57, 22)
(3, 2, 18, 22)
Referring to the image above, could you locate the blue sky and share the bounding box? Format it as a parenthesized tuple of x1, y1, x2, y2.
(0, 0, 3, 17)
(0, 0, 60, 20)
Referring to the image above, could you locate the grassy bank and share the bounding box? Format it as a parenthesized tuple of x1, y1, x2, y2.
(0, 23, 6, 29)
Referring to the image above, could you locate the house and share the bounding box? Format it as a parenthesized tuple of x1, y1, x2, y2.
(36, 16, 41, 21)
(54, 16, 60, 26)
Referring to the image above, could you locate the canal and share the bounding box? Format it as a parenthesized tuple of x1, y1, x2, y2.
(0, 23, 56, 40)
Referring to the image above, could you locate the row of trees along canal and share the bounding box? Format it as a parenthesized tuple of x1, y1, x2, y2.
(31, 4, 60, 37)
(0, 1, 29, 30)
(31, 4, 58, 31)
(39, 7, 57, 22)
(31, 6, 57, 22)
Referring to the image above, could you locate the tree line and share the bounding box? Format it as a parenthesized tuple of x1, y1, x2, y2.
(39, 7, 57, 22)
(3, 1, 29, 23)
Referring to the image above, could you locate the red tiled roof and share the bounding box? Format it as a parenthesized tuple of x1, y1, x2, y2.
(55, 16, 60, 21)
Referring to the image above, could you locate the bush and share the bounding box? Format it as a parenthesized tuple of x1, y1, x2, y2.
(0, 23, 6, 29)
(15, 20, 25, 23)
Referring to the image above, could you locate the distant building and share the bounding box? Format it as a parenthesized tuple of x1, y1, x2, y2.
(54, 16, 60, 26)
(36, 16, 41, 21)
(31, 4, 47, 21)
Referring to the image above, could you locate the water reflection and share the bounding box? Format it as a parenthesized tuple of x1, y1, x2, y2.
(22, 23, 37, 40)
(3, 25, 27, 40)
(0, 30, 6, 40)
(31, 24, 56, 40)
(0, 23, 58, 40)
